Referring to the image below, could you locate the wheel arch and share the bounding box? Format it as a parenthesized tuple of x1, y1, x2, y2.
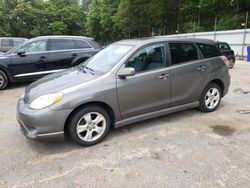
(64, 101, 116, 133)
(207, 79, 225, 96)
(227, 55, 235, 60)
(0, 65, 11, 81)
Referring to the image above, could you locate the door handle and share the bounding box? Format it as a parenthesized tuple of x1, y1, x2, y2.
(158, 73, 169, 80)
(72, 53, 77, 57)
(197, 66, 206, 71)
(40, 56, 47, 59)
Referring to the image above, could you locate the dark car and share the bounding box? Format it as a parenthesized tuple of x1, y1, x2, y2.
(0, 37, 27, 53)
(17, 38, 230, 146)
(216, 42, 235, 68)
(0, 36, 102, 90)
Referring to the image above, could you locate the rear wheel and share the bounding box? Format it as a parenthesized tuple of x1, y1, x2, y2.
(228, 57, 235, 69)
(68, 105, 111, 146)
(199, 83, 222, 112)
(0, 70, 8, 90)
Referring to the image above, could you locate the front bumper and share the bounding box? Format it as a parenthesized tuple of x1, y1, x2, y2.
(17, 98, 70, 140)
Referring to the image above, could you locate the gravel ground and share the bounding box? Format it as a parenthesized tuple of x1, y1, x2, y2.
(0, 60, 250, 188)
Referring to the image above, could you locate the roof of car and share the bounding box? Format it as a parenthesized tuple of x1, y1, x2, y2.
(215, 41, 229, 44)
(32, 35, 94, 40)
(115, 37, 216, 46)
(0, 37, 27, 40)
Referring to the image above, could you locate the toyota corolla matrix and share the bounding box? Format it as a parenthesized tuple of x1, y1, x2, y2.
(17, 38, 230, 146)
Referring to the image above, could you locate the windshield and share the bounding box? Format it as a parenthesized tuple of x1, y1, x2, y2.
(80, 44, 133, 73)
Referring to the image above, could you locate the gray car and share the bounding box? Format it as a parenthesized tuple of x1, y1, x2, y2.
(0, 37, 27, 52)
(17, 38, 230, 146)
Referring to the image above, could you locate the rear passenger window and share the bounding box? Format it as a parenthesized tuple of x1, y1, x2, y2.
(169, 43, 198, 65)
(74, 40, 92, 49)
(50, 39, 75, 51)
(197, 43, 221, 58)
(1, 39, 13, 46)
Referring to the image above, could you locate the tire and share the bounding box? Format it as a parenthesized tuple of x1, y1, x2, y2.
(68, 105, 111, 146)
(0, 70, 8, 90)
(228, 57, 235, 69)
(198, 83, 222, 112)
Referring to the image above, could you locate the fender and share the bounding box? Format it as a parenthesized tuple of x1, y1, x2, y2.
(226, 54, 235, 60)
(199, 78, 225, 99)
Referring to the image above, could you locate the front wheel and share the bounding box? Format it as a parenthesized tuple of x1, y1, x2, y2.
(68, 105, 111, 146)
(0, 70, 8, 90)
(199, 83, 222, 112)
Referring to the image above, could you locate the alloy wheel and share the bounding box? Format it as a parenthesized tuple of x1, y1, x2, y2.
(0, 74, 3, 87)
(76, 112, 106, 142)
(205, 88, 220, 109)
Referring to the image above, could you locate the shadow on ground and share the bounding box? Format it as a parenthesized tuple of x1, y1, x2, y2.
(23, 108, 202, 155)
(19, 97, 229, 155)
(7, 82, 32, 90)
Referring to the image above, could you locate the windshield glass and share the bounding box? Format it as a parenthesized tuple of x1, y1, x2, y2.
(80, 44, 134, 73)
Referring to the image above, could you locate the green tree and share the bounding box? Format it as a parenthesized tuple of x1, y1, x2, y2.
(0, 0, 86, 38)
(99, 0, 120, 42)
(52, 21, 68, 34)
(0, 0, 250, 42)
(86, 0, 103, 41)
(115, 0, 152, 38)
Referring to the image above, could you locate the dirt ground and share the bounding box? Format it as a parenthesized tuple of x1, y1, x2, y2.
(0, 60, 250, 188)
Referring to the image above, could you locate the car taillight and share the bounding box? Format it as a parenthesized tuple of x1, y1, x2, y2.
(220, 56, 229, 66)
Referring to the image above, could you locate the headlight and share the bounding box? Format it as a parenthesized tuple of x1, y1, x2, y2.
(29, 93, 63, 110)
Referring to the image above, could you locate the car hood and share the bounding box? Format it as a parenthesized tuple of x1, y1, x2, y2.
(0, 54, 10, 61)
(25, 67, 99, 103)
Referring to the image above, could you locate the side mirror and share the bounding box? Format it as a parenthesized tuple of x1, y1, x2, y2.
(17, 49, 25, 56)
(118, 67, 135, 79)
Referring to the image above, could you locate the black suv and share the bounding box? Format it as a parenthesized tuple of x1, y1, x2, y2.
(216, 42, 235, 68)
(0, 36, 102, 90)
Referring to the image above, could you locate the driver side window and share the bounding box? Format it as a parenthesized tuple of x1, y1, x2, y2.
(126, 44, 165, 72)
(19, 40, 47, 53)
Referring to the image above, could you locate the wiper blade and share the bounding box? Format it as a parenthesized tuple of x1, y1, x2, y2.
(75, 65, 86, 73)
(84, 66, 95, 75)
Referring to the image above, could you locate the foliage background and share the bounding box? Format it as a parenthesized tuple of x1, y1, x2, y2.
(0, 0, 249, 44)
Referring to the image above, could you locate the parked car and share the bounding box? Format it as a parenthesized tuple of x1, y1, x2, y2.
(17, 38, 230, 146)
(216, 41, 235, 68)
(0, 36, 102, 90)
(0, 37, 27, 52)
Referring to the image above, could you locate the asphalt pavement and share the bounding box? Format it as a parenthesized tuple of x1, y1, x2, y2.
(0, 60, 250, 188)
